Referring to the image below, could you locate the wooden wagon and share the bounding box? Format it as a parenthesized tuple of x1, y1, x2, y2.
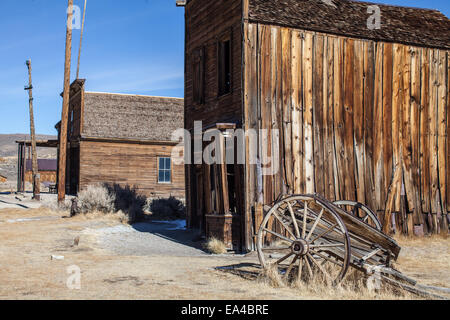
(256, 194, 449, 299)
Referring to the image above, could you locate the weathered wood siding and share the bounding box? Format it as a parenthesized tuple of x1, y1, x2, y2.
(79, 140, 185, 199)
(25, 171, 56, 184)
(184, 0, 245, 233)
(184, 0, 243, 130)
(68, 86, 84, 141)
(244, 23, 449, 239)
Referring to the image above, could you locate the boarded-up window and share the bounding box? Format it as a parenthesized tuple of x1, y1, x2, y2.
(192, 47, 205, 104)
(158, 157, 172, 183)
(218, 38, 231, 96)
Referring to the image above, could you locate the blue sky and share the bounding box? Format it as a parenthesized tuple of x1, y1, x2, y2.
(0, 0, 448, 135)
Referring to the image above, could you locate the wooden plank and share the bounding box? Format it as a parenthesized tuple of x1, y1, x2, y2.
(303, 32, 315, 194)
(373, 42, 384, 212)
(353, 40, 365, 204)
(363, 41, 376, 212)
(343, 38, 356, 201)
(382, 43, 393, 209)
(429, 49, 439, 224)
(282, 28, 294, 194)
(270, 26, 280, 201)
(313, 34, 325, 197)
(323, 36, 336, 200)
(447, 52, 450, 216)
(410, 47, 422, 226)
(401, 45, 423, 230)
(391, 44, 403, 215)
(291, 29, 302, 194)
(243, 22, 259, 250)
(420, 48, 431, 218)
(437, 50, 447, 219)
(333, 36, 345, 200)
(260, 24, 271, 205)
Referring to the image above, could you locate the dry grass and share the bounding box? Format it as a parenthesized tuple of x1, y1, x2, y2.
(70, 210, 130, 225)
(393, 234, 450, 289)
(77, 184, 116, 214)
(256, 263, 416, 300)
(204, 238, 227, 254)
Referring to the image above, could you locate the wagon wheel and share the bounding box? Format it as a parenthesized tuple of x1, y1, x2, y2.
(333, 200, 382, 231)
(257, 195, 351, 286)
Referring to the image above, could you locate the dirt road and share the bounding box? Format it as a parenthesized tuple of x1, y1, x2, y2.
(0, 205, 448, 300)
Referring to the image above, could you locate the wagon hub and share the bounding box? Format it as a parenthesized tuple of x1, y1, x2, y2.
(291, 239, 309, 256)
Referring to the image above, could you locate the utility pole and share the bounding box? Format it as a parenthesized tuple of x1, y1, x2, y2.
(76, 0, 87, 79)
(58, 0, 74, 203)
(25, 60, 40, 201)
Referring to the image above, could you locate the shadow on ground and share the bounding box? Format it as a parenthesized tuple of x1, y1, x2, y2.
(132, 220, 206, 252)
(215, 263, 262, 281)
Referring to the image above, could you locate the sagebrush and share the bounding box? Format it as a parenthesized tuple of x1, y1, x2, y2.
(147, 196, 185, 219)
(76, 184, 116, 214)
(71, 184, 146, 223)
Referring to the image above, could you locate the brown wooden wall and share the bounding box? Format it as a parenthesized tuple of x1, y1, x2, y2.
(184, 0, 243, 130)
(68, 87, 83, 141)
(25, 171, 56, 184)
(244, 23, 449, 239)
(184, 0, 245, 231)
(78, 140, 185, 199)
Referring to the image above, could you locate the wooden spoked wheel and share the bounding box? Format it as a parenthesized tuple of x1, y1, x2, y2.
(257, 195, 351, 286)
(333, 200, 382, 231)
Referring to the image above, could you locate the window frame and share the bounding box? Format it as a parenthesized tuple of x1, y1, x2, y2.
(157, 157, 172, 184)
(217, 30, 233, 97)
(192, 46, 206, 105)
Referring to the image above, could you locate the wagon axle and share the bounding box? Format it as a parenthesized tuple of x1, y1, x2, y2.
(291, 239, 309, 256)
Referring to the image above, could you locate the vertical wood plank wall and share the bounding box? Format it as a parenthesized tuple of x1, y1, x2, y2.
(244, 23, 449, 238)
(79, 141, 185, 199)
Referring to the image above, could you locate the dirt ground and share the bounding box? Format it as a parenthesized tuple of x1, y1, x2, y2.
(0, 201, 449, 300)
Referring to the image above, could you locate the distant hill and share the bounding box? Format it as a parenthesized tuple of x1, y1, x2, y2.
(0, 134, 57, 157)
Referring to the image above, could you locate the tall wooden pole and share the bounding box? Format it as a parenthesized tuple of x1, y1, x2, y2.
(25, 60, 40, 201)
(58, 0, 74, 203)
(76, 0, 87, 79)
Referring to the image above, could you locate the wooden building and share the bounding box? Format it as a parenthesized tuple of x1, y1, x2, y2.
(181, 0, 450, 251)
(16, 139, 58, 192)
(24, 159, 57, 184)
(57, 79, 185, 199)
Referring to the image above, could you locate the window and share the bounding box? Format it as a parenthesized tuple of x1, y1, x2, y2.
(158, 157, 172, 183)
(218, 38, 231, 96)
(192, 47, 205, 104)
(70, 109, 74, 135)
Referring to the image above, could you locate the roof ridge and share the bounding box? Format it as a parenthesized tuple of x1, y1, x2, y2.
(348, 0, 444, 13)
(85, 91, 184, 100)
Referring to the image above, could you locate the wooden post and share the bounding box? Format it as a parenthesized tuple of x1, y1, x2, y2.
(17, 143, 22, 192)
(58, 0, 74, 203)
(25, 60, 40, 201)
(76, 0, 87, 79)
